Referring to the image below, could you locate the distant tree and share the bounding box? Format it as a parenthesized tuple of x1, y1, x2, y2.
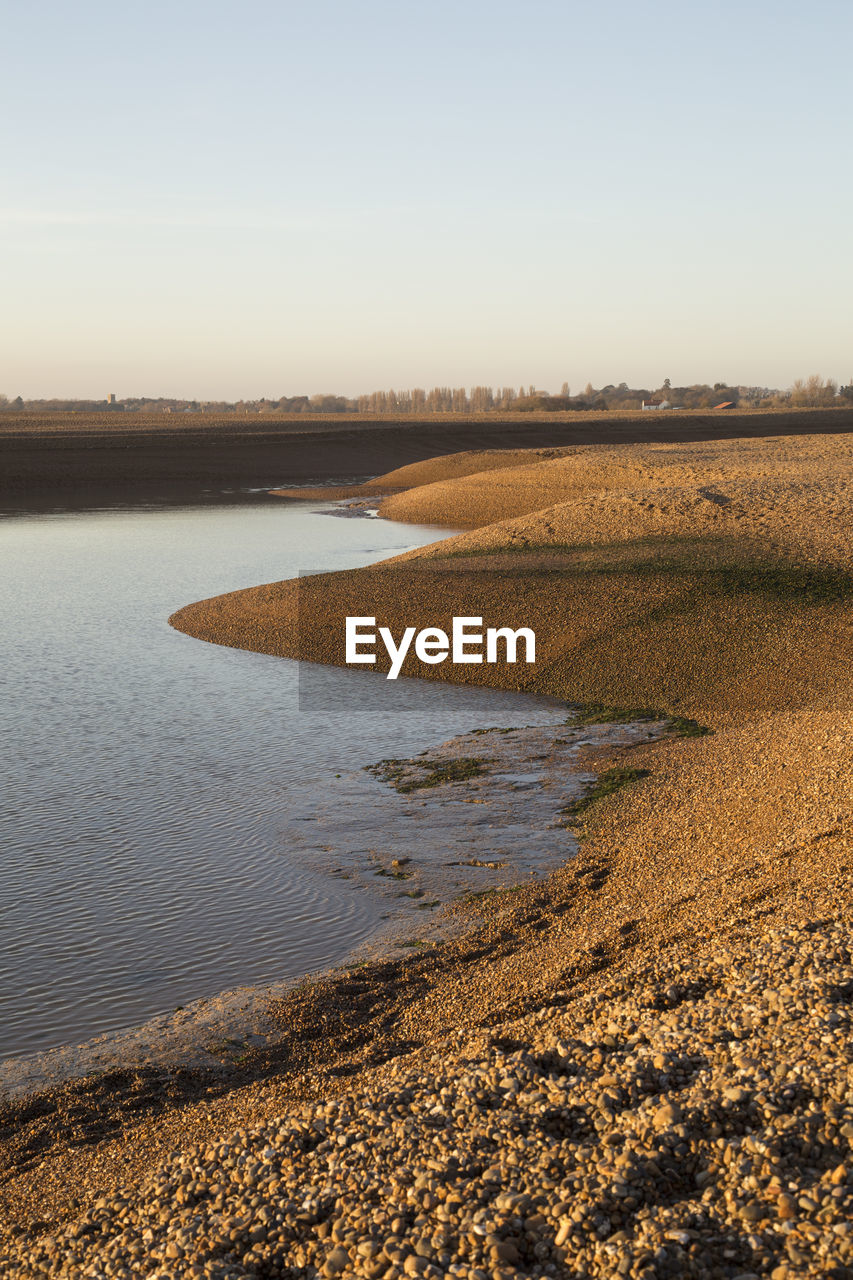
(560, 381, 570, 397)
(426, 386, 452, 412)
(309, 394, 349, 413)
(737, 385, 769, 406)
(790, 375, 838, 407)
(470, 385, 494, 413)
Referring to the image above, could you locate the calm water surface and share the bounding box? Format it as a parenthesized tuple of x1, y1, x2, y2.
(1, 497, 561, 1060)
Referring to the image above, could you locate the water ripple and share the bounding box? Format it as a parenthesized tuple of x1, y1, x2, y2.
(0, 499, 561, 1060)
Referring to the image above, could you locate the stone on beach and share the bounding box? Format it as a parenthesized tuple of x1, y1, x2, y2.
(5, 911, 852, 1279)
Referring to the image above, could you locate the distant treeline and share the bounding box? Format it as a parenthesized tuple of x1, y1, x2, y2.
(2, 376, 850, 415)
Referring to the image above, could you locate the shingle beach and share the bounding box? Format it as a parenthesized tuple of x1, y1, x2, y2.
(5, 429, 853, 1278)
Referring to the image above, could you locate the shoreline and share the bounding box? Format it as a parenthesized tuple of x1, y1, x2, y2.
(0, 714, 668, 1099)
(4, 431, 853, 1274)
(0, 492, 566, 1093)
(5, 702, 851, 1273)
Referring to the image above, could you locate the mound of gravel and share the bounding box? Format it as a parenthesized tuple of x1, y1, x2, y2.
(8, 915, 852, 1280)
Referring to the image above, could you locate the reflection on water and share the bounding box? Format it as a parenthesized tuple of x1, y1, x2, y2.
(1, 498, 561, 1060)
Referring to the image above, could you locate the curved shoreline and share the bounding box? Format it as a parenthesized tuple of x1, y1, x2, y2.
(0, 715, 668, 1101)
(0, 498, 561, 1090)
(4, 433, 853, 1274)
(0, 488, 640, 1095)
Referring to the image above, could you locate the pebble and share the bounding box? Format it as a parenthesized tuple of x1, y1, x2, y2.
(4, 918, 852, 1279)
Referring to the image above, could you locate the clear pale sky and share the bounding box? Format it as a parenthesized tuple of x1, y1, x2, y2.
(2, 0, 851, 399)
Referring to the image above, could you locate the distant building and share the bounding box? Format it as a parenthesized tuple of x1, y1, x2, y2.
(713, 401, 736, 410)
(642, 399, 671, 411)
(106, 393, 117, 405)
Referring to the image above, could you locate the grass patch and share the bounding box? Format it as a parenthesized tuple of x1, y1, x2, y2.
(204, 1037, 247, 1055)
(568, 703, 711, 738)
(561, 767, 650, 823)
(463, 884, 525, 903)
(665, 715, 712, 738)
(569, 703, 661, 726)
(366, 756, 492, 793)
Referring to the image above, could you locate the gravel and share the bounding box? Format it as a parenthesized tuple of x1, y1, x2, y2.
(6, 913, 851, 1279)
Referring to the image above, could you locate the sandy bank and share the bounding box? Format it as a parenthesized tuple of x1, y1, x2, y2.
(3, 706, 852, 1274)
(171, 432, 853, 727)
(376, 432, 853, 551)
(269, 447, 575, 501)
(5, 430, 853, 1273)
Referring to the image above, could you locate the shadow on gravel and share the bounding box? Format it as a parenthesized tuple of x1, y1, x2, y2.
(0, 1068, 232, 1180)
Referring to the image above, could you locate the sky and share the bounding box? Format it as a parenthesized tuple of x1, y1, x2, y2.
(1, 0, 851, 400)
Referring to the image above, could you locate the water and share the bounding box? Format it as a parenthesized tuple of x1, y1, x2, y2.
(1, 496, 562, 1060)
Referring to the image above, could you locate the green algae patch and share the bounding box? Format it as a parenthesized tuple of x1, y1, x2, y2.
(561, 767, 651, 824)
(568, 703, 712, 739)
(366, 755, 492, 793)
